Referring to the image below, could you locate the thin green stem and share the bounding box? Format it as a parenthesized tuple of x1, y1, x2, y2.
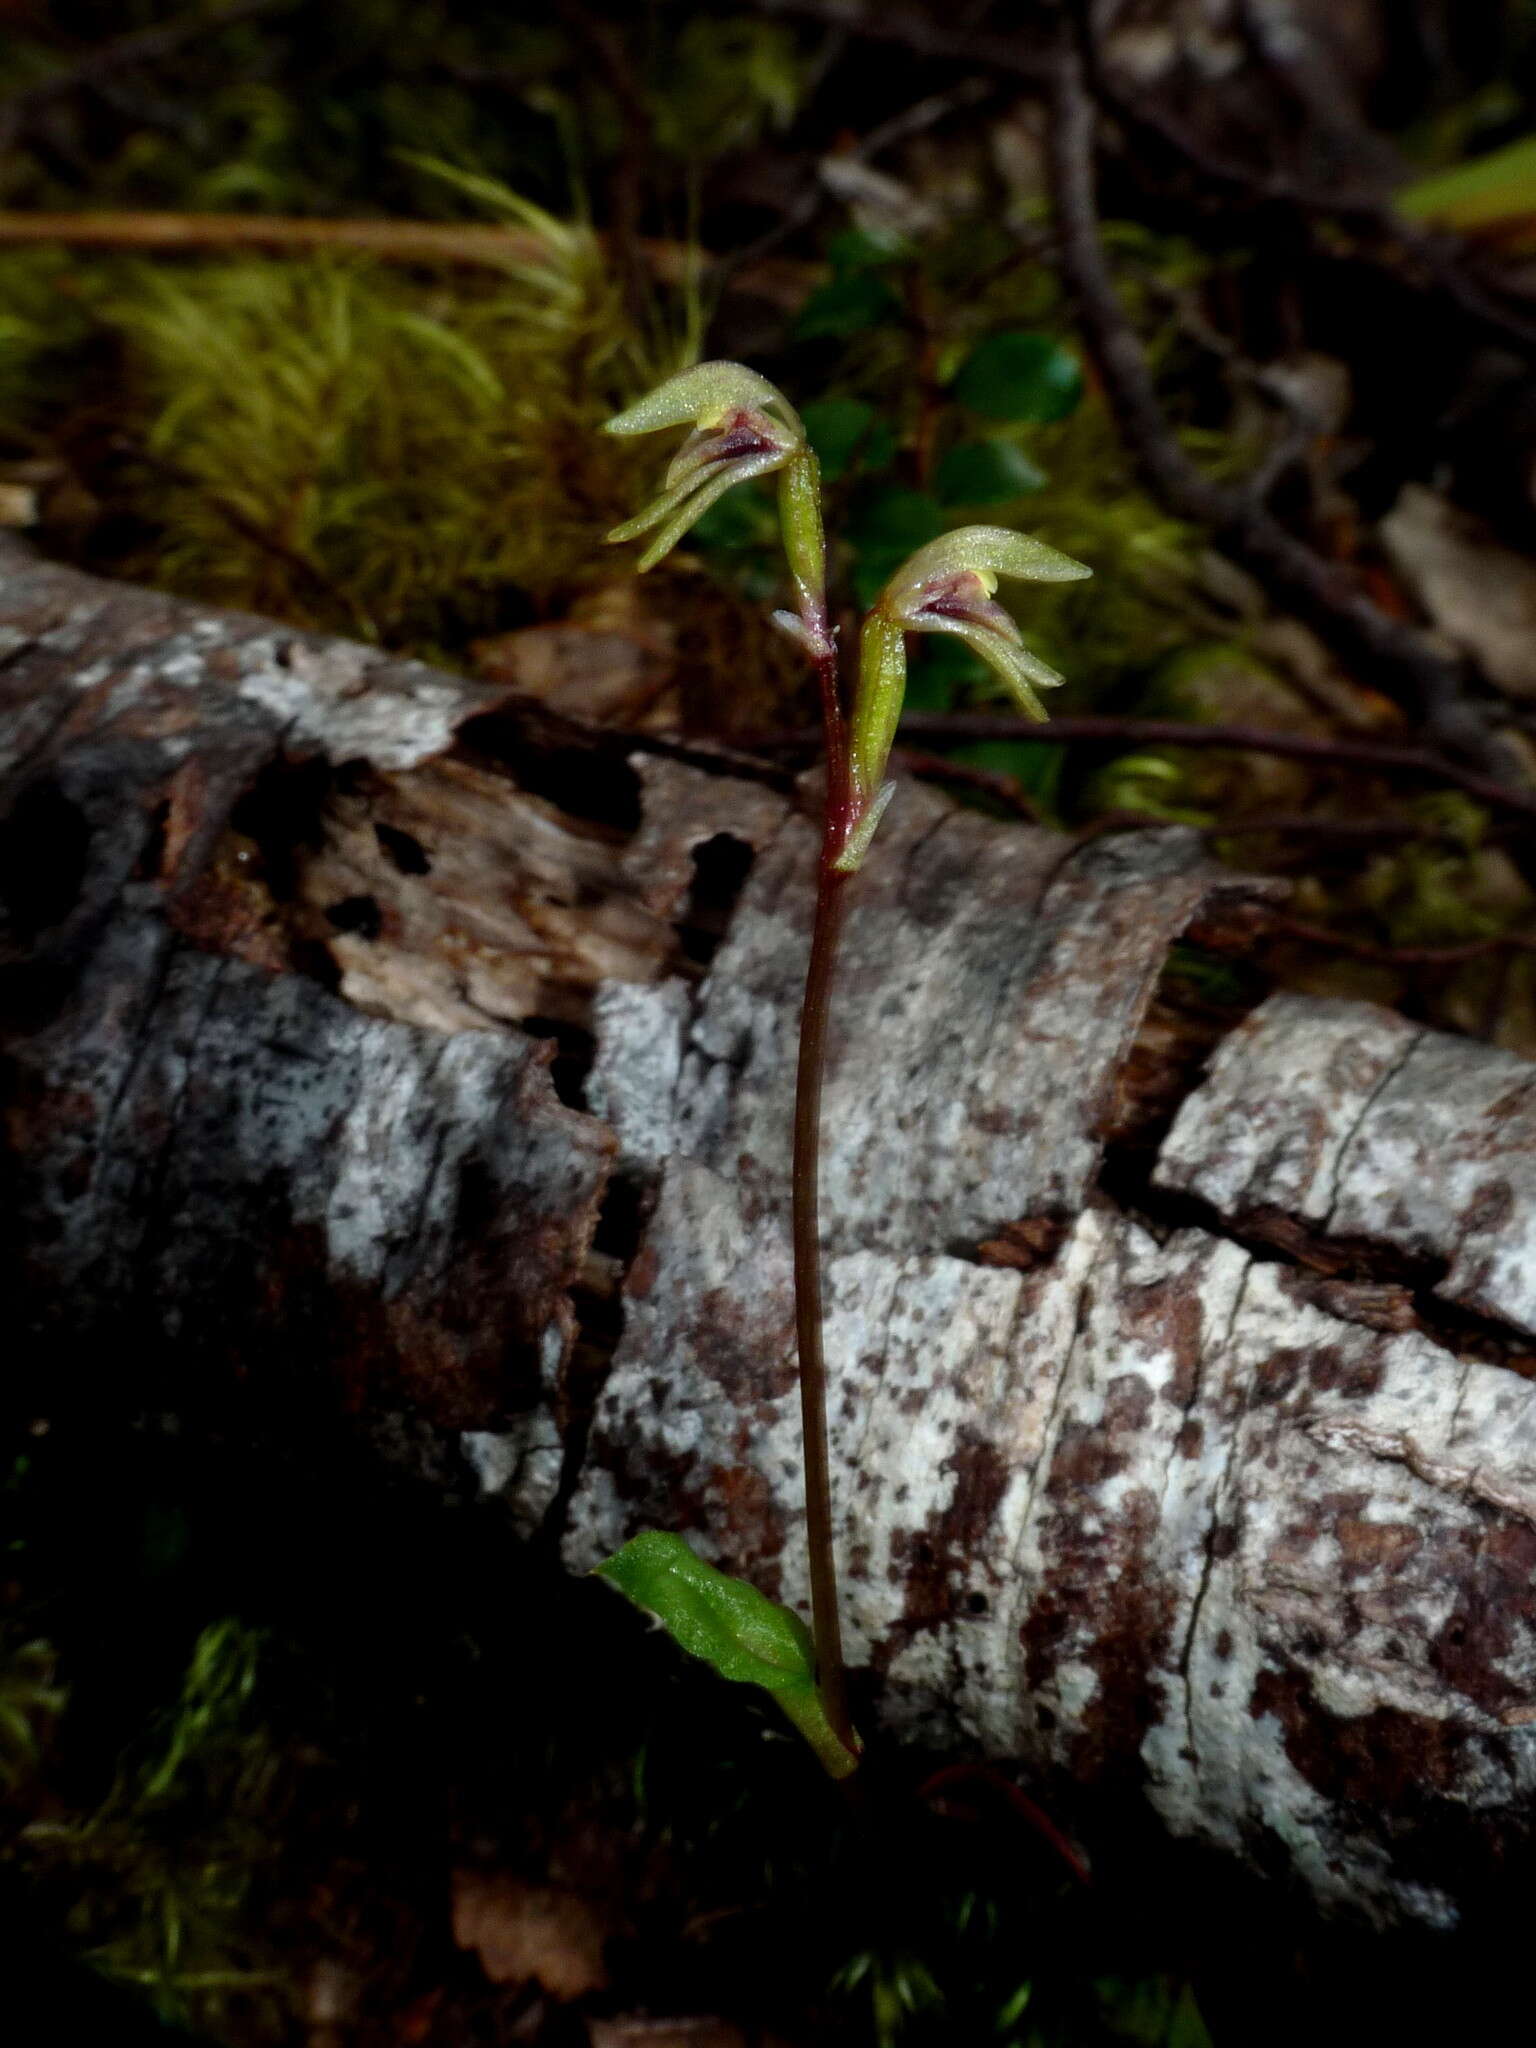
(792, 645, 857, 1756)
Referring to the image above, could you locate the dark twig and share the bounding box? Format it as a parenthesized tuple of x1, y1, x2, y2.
(558, 0, 653, 325)
(753, 0, 1051, 80)
(893, 712, 1536, 828)
(1084, 806, 1486, 852)
(712, 74, 995, 292)
(1043, 25, 1521, 783)
(0, 0, 288, 151)
(892, 745, 1041, 821)
(1202, 811, 1485, 848)
(1084, 5, 1536, 356)
(1260, 913, 1536, 970)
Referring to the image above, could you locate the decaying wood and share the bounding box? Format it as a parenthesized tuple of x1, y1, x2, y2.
(7, 538, 1536, 1923)
(0, 538, 615, 1516)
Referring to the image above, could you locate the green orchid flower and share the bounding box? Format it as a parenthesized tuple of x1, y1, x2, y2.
(841, 525, 1090, 870)
(605, 362, 826, 629)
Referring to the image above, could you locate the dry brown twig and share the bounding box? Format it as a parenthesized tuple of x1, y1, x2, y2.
(0, 210, 816, 306)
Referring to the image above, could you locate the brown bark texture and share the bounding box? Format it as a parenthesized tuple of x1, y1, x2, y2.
(5, 538, 1536, 1926)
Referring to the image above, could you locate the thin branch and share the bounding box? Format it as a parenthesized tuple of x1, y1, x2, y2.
(1085, 806, 1484, 851)
(0, 0, 289, 151)
(0, 210, 815, 307)
(711, 74, 995, 291)
(893, 712, 1536, 828)
(892, 745, 1041, 821)
(1201, 811, 1484, 848)
(1083, 5, 1536, 356)
(752, 0, 1051, 81)
(1260, 912, 1536, 969)
(1043, 25, 1522, 783)
(558, 0, 653, 323)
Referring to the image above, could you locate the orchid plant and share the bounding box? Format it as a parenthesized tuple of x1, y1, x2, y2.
(593, 363, 1089, 1780)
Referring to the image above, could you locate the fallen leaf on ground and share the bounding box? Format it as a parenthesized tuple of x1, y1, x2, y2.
(451, 1868, 610, 2000)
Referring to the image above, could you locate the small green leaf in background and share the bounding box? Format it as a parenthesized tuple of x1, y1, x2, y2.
(801, 398, 897, 482)
(846, 486, 948, 605)
(689, 484, 776, 552)
(935, 438, 1048, 505)
(951, 331, 1084, 423)
(1096, 1974, 1214, 2048)
(1397, 132, 1536, 234)
(794, 271, 900, 341)
(949, 738, 1065, 817)
(594, 1531, 860, 1779)
(825, 225, 909, 271)
(904, 636, 989, 712)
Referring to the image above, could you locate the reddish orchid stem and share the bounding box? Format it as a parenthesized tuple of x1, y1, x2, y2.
(792, 634, 858, 1755)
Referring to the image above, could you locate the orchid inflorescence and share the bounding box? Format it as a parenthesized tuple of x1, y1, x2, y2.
(596, 361, 1089, 1781)
(605, 360, 1088, 872)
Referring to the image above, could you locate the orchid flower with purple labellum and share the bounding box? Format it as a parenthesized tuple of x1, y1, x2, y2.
(840, 525, 1090, 872)
(604, 364, 827, 636)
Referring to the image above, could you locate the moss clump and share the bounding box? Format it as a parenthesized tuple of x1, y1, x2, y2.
(105, 191, 695, 650)
(12, 1620, 296, 2040)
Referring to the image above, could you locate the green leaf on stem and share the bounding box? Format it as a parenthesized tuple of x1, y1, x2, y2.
(951, 332, 1084, 423)
(593, 1530, 860, 1780)
(1397, 134, 1536, 235)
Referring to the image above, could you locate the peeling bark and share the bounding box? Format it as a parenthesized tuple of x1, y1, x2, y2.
(0, 540, 614, 1513)
(7, 541, 1536, 1922)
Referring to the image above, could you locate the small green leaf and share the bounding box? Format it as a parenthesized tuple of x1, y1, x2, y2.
(594, 1531, 859, 1779)
(847, 487, 949, 606)
(949, 738, 1065, 813)
(952, 332, 1084, 423)
(801, 398, 896, 482)
(794, 272, 900, 341)
(826, 225, 909, 271)
(936, 438, 1047, 505)
(848, 487, 948, 551)
(1397, 133, 1536, 233)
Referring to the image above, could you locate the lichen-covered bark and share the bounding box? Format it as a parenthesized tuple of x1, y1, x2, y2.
(1156, 990, 1536, 1340)
(569, 783, 1536, 1928)
(1, 540, 613, 1512)
(9, 542, 1536, 1923)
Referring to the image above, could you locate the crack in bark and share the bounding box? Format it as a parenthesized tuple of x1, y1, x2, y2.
(1176, 1253, 1255, 1774)
(1319, 1027, 1426, 1239)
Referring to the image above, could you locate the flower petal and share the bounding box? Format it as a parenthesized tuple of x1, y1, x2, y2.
(917, 613, 1062, 718)
(886, 524, 1090, 602)
(605, 463, 714, 544)
(605, 361, 792, 437)
(633, 447, 785, 571)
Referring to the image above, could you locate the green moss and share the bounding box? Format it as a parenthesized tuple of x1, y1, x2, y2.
(0, 177, 699, 649)
(19, 1620, 292, 2040)
(109, 207, 693, 643)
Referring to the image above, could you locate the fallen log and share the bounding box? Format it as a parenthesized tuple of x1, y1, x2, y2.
(4, 536, 1536, 1925)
